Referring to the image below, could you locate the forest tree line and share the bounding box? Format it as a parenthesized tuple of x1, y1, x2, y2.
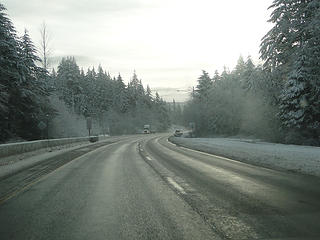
(0, 3, 170, 142)
(183, 0, 320, 145)
(0, 3, 55, 142)
(51, 57, 170, 135)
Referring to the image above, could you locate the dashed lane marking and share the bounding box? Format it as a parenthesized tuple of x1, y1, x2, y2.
(167, 177, 186, 194)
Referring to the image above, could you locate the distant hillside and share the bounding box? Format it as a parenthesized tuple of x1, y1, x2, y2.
(151, 87, 191, 102)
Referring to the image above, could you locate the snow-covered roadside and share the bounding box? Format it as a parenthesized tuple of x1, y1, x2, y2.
(169, 137, 320, 177)
(0, 139, 111, 179)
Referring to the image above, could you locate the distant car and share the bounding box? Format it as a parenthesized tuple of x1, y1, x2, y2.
(174, 129, 183, 137)
(143, 124, 150, 134)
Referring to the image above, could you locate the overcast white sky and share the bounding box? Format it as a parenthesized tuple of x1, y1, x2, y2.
(2, 0, 273, 101)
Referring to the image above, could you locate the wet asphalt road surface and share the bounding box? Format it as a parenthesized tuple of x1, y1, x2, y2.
(1, 134, 320, 240)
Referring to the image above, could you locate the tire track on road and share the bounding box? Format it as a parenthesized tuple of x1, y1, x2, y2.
(0, 141, 117, 205)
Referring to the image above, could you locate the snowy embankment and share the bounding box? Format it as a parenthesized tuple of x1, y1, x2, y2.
(0, 137, 89, 159)
(169, 136, 320, 177)
(0, 135, 109, 159)
(0, 142, 88, 179)
(0, 136, 110, 179)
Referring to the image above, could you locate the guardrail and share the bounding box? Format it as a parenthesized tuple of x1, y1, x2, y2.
(0, 135, 109, 159)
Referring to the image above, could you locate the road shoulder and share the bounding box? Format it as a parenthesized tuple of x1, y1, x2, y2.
(169, 136, 320, 178)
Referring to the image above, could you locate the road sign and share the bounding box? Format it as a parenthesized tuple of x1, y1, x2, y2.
(86, 117, 92, 136)
(86, 117, 92, 130)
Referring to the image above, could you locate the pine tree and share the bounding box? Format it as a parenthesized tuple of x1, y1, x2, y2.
(241, 56, 255, 91)
(14, 30, 55, 139)
(128, 71, 144, 108)
(234, 55, 246, 77)
(279, 44, 320, 137)
(260, 0, 319, 74)
(1, 5, 56, 141)
(279, 52, 309, 127)
(0, 4, 19, 87)
(0, 3, 20, 140)
(114, 74, 128, 113)
(195, 70, 212, 101)
(212, 70, 220, 83)
(264, 0, 320, 139)
(56, 57, 81, 112)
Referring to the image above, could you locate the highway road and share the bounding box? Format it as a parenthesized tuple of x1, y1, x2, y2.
(1, 134, 320, 240)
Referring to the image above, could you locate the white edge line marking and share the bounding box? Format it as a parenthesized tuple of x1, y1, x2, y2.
(167, 137, 232, 161)
(166, 138, 177, 146)
(180, 146, 252, 166)
(166, 138, 249, 166)
(179, 146, 232, 161)
(167, 177, 186, 194)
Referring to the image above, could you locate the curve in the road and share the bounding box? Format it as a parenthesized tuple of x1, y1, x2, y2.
(141, 135, 320, 240)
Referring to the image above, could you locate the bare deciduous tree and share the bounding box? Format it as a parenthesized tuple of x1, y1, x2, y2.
(39, 22, 52, 71)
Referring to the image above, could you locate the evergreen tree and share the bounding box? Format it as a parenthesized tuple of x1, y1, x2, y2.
(279, 45, 320, 138)
(15, 30, 55, 139)
(195, 70, 212, 101)
(260, 0, 319, 74)
(262, 0, 320, 141)
(241, 56, 255, 91)
(212, 70, 220, 83)
(56, 57, 81, 112)
(0, 5, 55, 141)
(146, 85, 152, 98)
(114, 73, 128, 113)
(128, 71, 144, 108)
(279, 52, 310, 129)
(0, 3, 20, 140)
(234, 55, 246, 77)
(0, 2, 171, 140)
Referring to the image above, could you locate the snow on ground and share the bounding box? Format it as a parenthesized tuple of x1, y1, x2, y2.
(170, 136, 320, 177)
(0, 139, 109, 179)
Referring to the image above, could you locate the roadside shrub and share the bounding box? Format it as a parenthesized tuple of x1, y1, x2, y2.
(284, 130, 304, 145)
(302, 138, 320, 147)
